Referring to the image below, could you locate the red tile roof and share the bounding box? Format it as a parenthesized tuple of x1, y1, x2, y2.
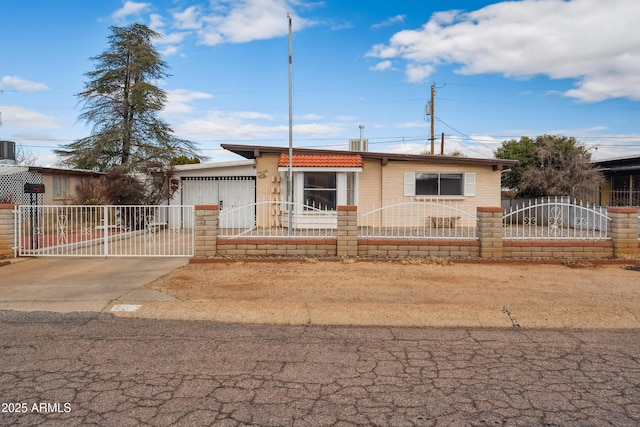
(278, 154, 363, 168)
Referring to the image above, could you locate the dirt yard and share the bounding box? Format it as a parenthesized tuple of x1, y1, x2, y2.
(143, 259, 640, 329)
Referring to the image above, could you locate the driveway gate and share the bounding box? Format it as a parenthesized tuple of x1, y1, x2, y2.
(15, 205, 194, 257)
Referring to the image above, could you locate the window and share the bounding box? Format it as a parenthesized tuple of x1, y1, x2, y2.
(53, 176, 70, 199)
(405, 172, 475, 197)
(303, 172, 336, 210)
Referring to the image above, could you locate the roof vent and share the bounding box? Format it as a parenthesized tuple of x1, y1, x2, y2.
(349, 124, 368, 152)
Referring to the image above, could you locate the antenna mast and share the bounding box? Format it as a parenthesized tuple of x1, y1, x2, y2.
(287, 12, 293, 234)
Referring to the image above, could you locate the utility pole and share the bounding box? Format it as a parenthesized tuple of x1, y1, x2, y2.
(430, 83, 435, 155)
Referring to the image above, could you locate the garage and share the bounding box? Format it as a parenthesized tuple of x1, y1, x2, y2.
(171, 160, 256, 228)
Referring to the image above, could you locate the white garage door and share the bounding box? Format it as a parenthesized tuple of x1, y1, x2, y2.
(181, 176, 255, 228)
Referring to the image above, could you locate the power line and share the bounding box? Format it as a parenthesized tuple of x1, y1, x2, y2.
(435, 117, 496, 150)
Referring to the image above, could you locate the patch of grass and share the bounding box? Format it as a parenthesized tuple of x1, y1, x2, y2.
(429, 257, 454, 266)
(341, 258, 357, 264)
(562, 260, 597, 269)
(400, 258, 424, 265)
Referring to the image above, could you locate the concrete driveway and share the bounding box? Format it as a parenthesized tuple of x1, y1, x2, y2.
(0, 257, 189, 313)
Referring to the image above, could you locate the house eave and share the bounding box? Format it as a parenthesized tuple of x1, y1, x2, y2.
(222, 143, 518, 170)
(174, 159, 255, 172)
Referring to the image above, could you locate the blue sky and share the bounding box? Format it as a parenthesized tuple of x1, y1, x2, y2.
(2, 0, 640, 166)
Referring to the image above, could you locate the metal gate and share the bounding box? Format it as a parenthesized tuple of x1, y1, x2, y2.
(15, 205, 194, 257)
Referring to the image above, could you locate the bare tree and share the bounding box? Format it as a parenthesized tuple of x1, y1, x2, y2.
(495, 135, 603, 197)
(518, 135, 603, 197)
(15, 144, 38, 166)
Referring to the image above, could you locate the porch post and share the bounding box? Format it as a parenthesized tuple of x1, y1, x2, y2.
(477, 207, 504, 259)
(194, 205, 219, 258)
(608, 207, 639, 259)
(337, 205, 358, 257)
(0, 204, 16, 259)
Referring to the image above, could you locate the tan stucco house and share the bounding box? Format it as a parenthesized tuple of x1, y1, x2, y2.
(220, 143, 518, 228)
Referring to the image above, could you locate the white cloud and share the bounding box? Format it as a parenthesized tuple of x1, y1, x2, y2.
(173, 111, 286, 139)
(370, 60, 392, 72)
(233, 111, 273, 120)
(367, 0, 640, 102)
(405, 64, 435, 84)
(157, 32, 190, 44)
(149, 13, 164, 31)
(386, 143, 428, 155)
(297, 113, 322, 120)
(159, 45, 179, 57)
(112, 1, 150, 20)
(172, 110, 343, 140)
(169, 0, 316, 45)
(371, 14, 405, 30)
(1, 106, 58, 129)
(173, 6, 202, 30)
(163, 89, 214, 114)
(0, 76, 48, 92)
(328, 21, 353, 31)
(294, 123, 343, 136)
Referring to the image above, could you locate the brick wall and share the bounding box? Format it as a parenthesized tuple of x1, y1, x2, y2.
(503, 241, 614, 259)
(358, 239, 480, 258)
(194, 205, 218, 258)
(216, 238, 336, 256)
(192, 205, 639, 260)
(0, 204, 15, 258)
(336, 206, 358, 257)
(609, 207, 639, 259)
(477, 207, 503, 259)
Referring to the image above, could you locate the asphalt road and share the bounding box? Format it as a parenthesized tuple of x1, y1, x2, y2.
(1, 311, 639, 426)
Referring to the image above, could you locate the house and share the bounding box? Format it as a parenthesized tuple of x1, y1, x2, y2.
(595, 155, 640, 206)
(0, 164, 103, 205)
(219, 143, 517, 229)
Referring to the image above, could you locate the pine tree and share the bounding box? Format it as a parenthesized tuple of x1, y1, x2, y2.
(56, 23, 201, 171)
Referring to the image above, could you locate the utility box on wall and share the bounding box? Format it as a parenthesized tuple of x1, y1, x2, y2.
(0, 140, 16, 164)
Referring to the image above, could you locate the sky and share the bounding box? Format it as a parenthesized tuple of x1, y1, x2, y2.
(2, 0, 640, 167)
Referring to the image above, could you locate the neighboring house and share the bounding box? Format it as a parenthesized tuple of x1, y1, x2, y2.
(220, 143, 517, 228)
(0, 164, 103, 205)
(595, 155, 640, 206)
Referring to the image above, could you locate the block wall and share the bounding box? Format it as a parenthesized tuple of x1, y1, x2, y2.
(0, 204, 14, 258)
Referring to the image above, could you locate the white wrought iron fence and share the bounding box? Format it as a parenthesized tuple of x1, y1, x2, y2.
(503, 197, 610, 240)
(218, 199, 338, 238)
(359, 199, 478, 239)
(16, 205, 194, 256)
